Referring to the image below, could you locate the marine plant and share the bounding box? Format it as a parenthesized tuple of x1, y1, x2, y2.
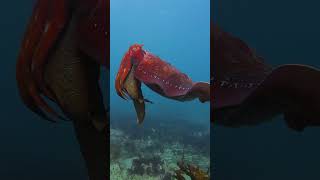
(174, 160, 210, 180)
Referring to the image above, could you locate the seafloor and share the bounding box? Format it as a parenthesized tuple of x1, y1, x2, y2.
(110, 116, 210, 180)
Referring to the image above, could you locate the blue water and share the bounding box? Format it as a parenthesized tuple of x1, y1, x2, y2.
(110, 0, 210, 125)
(213, 1, 320, 180)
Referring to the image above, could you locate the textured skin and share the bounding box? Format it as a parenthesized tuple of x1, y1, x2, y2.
(212, 25, 271, 109)
(44, 15, 107, 178)
(16, 0, 108, 122)
(16, 0, 68, 121)
(134, 52, 194, 97)
(212, 24, 320, 131)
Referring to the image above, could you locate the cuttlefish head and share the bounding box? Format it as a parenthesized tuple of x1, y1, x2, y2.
(115, 44, 147, 124)
(115, 44, 145, 99)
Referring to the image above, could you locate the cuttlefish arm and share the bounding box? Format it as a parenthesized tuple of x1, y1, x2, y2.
(115, 44, 147, 124)
(16, 0, 69, 122)
(123, 67, 146, 124)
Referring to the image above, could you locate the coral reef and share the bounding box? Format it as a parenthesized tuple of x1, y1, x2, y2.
(110, 116, 210, 179)
(110, 143, 121, 161)
(128, 155, 165, 176)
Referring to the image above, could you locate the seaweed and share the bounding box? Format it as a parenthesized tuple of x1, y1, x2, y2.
(174, 160, 210, 180)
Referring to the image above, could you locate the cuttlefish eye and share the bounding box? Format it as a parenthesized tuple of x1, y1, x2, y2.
(131, 45, 141, 52)
(129, 44, 144, 59)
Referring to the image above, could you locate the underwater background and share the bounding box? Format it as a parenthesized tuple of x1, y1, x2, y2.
(110, 0, 210, 179)
(213, 0, 320, 180)
(0, 1, 88, 179)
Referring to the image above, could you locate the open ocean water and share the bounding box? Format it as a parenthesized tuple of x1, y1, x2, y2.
(110, 0, 210, 179)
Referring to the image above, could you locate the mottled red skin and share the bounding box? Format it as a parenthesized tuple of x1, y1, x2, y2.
(134, 51, 194, 98)
(116, 44, 208, 102)
(16, 0, 108, 121)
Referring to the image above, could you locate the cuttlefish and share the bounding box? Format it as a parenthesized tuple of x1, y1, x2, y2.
(115, 44, 210, 124)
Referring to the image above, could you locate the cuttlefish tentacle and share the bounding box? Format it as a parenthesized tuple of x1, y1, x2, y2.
(115, 53, 132, 100)
(16, 0, 69, 122)
(123, 66, 146, 124)
(43, 14, 108, 179)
